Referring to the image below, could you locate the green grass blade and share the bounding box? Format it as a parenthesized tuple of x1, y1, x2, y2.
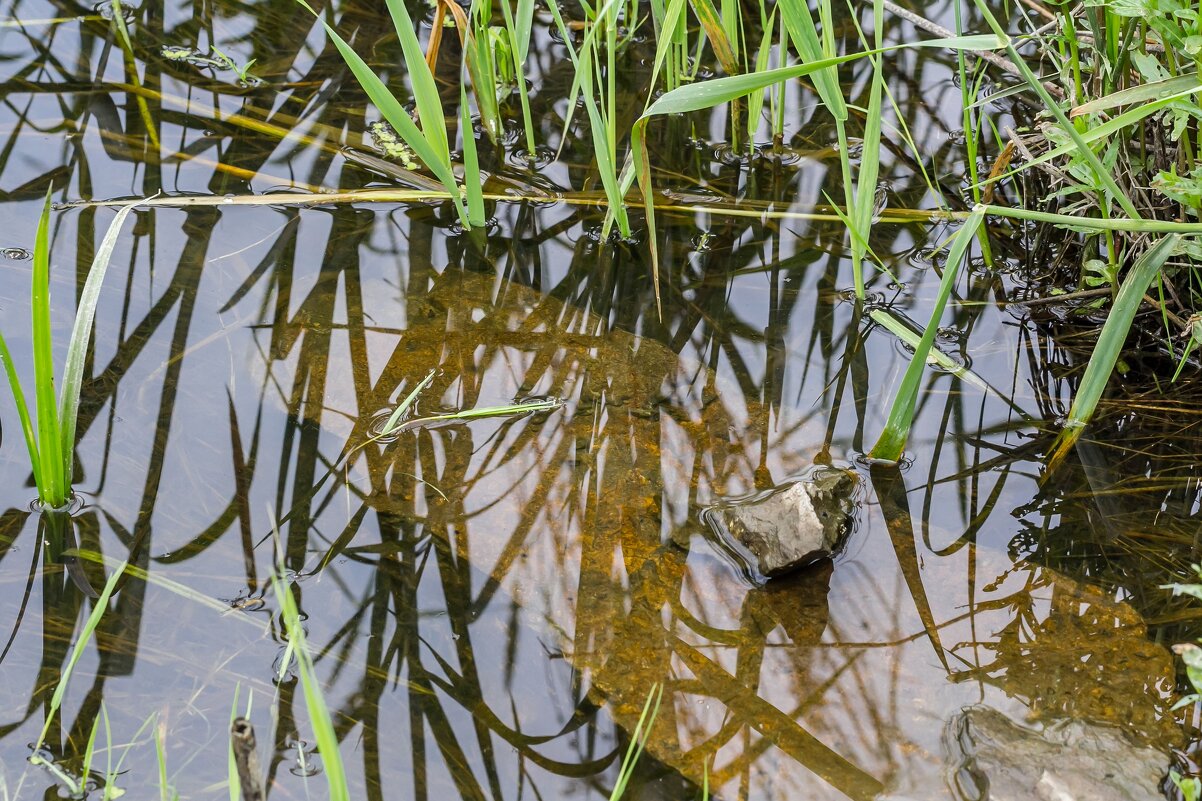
(1071, 73, 1202, 117)
(0, 330, 41, 493)
(746, 13, 775, 143)
(155, 724, 170, 801)
(778, 0, 845, 119)
(970, 0, 1141, 220)
(227, 689, 241, 801)
(31, 192, 63, 506)
(647, 0, 689, 97)
(850, 1, 884, 296)
(379, 369, 435, 438)
(688, 0, 740, 76)
(59, 199, 140, 488)
(460, 87, 486, 227)
(271, 567, 349, 801)
(639, 37, 1000, 118)
(608, 683, 662, 800)
(81, 708, 101, 790)
(292, 0, 468, 225)
(1049, 235, 1181, 465)
(465, 23, 501, 141)
(498, 0, 537, 153)
(34, 558, 128, 753)
(870, 206, 986, 462)
(383, 0, 451, 168)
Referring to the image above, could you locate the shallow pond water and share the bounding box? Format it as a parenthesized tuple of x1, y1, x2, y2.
(0, 1, 1196, 800)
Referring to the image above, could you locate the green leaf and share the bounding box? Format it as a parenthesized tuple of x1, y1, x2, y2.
(31, 191, 64, 506)
(35, 557, 129, 752)
(1049, 235, 1181, 464)
(271, 566, 349, 801)
(384, 0, 451, 168)
(460, 87, 486, 227)
(870, 206, 987, 461)
(1071, 73, 1202, 116)
(293, 0, 469, 225)
(0, 328, 40, 494)
(59, 198, 141, 489)
(640, 37, 1002, 118)
(688, 0, 740, 76)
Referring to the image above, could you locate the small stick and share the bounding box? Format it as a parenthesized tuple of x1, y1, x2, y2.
(231, 718, 265, 801)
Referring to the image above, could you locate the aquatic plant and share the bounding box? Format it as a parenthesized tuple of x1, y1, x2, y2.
(292, 0, 485, 229)
(270, 548, 350, 801)
(0, 195, 139, 509)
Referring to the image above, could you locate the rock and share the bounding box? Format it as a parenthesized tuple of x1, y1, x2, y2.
(704, 468, 857, 577)
(880, 705, 1170, 801)
(950, 705, 1169, 801)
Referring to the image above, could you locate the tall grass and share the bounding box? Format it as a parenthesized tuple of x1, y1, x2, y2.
(270, 534, 350, 801)
(293, 0, 485, 229)
(0, 195, 139, 508)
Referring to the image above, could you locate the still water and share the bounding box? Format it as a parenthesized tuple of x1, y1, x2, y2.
(0, 0, 1193, 799)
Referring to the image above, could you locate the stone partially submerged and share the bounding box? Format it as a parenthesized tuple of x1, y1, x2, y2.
(880, 705, 1170, 801)
(704, 468, 858, 577)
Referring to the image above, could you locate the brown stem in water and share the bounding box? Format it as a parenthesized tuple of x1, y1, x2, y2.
(231, 718, 264, 801)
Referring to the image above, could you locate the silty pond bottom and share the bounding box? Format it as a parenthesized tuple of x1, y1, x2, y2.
(0, 1, 1196, 800)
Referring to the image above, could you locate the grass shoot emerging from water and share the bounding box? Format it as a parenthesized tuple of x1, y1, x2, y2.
(0, 194, 139, 508)
(270, 529, 350, 801)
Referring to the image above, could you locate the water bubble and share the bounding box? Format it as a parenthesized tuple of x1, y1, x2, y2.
(713, 144, 759, 166)
(871, 183, 890, 223)
(287, 740, 319, 777)
(222, 194, 235, 204)
(910, 246, 948, 269)
(94, 0, 136, 24)
(1, 247, 31, 260)
(756, 144, 803, 165)
(936, 325, 966, 344)
(367, 408, 405, 442)
(507, 145, 556, 169)
(833, 138, 864, 159)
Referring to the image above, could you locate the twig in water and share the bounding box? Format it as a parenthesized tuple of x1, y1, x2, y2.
(882, 0, 1066, 100)
(231, 718, 264, 801)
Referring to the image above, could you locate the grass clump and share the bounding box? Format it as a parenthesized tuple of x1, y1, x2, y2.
(0, 195, 138, 509)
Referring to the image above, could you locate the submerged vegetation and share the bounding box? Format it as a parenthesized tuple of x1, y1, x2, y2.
(6, 0, 1202, 798)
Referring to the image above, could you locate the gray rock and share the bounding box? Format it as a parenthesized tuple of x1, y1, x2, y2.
(880, 705, 1170, 801)
(705, 468, 856, 577)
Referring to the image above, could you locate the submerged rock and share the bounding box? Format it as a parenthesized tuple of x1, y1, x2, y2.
(704, 468, 857, 577)
(955, 705, 1168, 801)
(880, 705, 1170, 801)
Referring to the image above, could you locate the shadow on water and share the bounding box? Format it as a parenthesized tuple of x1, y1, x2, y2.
(0, 0, 1195, 800)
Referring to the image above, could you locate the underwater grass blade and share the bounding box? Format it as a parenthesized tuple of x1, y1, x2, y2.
(1048, 235, 1181, 467)
(609, 683, 662, 800)
(270, 564, 349, 801)
(33, 560, 128, 753)
(870, 207, 986, 462)
(59, 199, 140, 488)
(30, 192, 64, 506)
